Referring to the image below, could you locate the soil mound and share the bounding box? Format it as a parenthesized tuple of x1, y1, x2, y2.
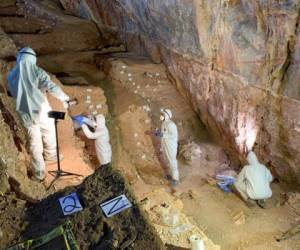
(4, 165, 164, 250)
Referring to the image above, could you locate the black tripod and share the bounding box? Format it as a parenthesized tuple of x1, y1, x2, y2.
(47, 111, 82, 190)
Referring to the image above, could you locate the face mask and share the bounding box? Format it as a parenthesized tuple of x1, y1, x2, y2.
(160, 115, 165, 121)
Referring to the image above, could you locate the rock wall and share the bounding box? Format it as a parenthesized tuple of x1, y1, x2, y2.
(59, 0, 300, 186)
(0, 0, 121, 200)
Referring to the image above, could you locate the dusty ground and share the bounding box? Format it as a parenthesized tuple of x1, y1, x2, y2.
(2, 52, 300, 249)
(2, 165, 164, 250)
(44, 81, 109, 191)
(102, 57, 300, 250)
(33, 55, 300, 249)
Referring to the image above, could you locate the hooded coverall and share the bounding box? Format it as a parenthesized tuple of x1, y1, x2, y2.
(8, 47, 70, 180)
(161, 109, 179, 182)
(81, 114, 112, 165)
(234, 151, 273, 201)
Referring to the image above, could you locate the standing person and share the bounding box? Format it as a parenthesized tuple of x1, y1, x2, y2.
(81, 114, 112, 166)
(8, 47, 71, 181)
(234, 151, 273, 208)
(158, 108, 179, 187)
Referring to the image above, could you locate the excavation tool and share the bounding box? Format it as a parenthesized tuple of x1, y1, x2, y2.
(7, 220, 79, 250)
(47, 110, 82, 190)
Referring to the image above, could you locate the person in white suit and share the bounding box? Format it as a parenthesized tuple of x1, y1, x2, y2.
(8, 47, 70, 181)
(81, 114, 112, 166)
(159, 109, 179, 187)
(234, 151, 273, 207)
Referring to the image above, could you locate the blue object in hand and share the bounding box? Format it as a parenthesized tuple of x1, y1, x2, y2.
(72, 115, 86, 126)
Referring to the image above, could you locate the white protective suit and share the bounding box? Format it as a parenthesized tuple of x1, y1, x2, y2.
(8, 47, 70, 180)
(160, 109, 179, 181)
(234, 151, 273, 201)
(82, 114, 112, 165)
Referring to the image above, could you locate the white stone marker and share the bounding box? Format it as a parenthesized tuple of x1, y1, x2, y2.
(59, 192, 83, 216)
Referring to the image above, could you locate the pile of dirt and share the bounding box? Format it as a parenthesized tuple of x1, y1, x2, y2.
(3, 164, 165, 249)
(0, 193, 28, 248)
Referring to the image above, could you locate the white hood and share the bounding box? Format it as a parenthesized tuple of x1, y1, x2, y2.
(247, 151, 259, 166)
(161, 108, 172, 121)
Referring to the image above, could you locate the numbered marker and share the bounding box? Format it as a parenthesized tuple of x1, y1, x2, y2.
(59, 192, 83, 216)
(100, 194, 132, 218)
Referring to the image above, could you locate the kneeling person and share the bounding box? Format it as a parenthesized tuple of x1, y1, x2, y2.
(234, 151, 273, 207)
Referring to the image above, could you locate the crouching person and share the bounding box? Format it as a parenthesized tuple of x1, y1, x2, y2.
(81, 114, 112, 166)
(234, 151, 273, 208)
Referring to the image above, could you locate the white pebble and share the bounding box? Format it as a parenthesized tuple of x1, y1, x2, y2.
(86, 100, 91, 104)
(128, 73, 132, 77)
(142, 155, 146, 159)
(145, 119, 150, 124)
(137, 85, 140, 89)
(132, 82, 136, 86)
(86, 96, 91, 100)
(96, 104, 102, 109)
(134, 90, 138, 94)
(86, 89, 92, 92)
(157, 80, 161, 83)
(120, 71, 125, 74)
(156, 73, 160, 76)
(92, 111, 97, 115)
(122, 65, 127, 69)
(128, 78, 133, 82)
(137, 142, 141, 146)
(88, 105, 94, 109)
(134, 133, 138, 138)
(153, 88, 157, 92)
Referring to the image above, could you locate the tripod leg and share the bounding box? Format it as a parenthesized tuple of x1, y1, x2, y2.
(47, 173, 60, 190)
(59, 171, 83, 177)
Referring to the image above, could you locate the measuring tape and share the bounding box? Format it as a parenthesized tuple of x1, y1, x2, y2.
(7, 220, 79, 250)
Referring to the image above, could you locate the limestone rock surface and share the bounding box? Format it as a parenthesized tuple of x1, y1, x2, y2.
(60, 0, 300, 185)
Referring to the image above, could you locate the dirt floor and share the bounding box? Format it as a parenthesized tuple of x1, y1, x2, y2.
(2, 53, 300, 250)
(1, 165, 164, 250)
(102, 57, 300, 250)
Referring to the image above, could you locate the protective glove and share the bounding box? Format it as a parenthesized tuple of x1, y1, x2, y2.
(154, 129, 163, 138)
(72, 115, 86, 126)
